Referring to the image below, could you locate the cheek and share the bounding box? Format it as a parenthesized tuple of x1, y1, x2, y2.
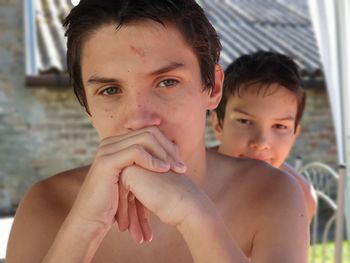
(278, 139, 295, 154)
(273, 136, 295, 159)
(222, 125, 250, 142)
(90, 109, 123, 139)
(220, 128, 247, 153)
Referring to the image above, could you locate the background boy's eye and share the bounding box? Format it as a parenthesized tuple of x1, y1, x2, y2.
(273, 124, 288, 129)
(101, 87, 121, 95)
(158, 79, 178, 88)
(236, 119, 252, 125)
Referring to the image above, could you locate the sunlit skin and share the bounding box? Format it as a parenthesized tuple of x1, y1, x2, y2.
(213, 83, 299, 168)
(211, 83, 317, 221)
(83, 23, 214, 175)
(6, 20, 309, 263)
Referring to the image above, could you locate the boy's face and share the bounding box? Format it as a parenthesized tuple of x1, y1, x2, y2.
(212, 83, 300, 168)
(80, 20, 222, 159)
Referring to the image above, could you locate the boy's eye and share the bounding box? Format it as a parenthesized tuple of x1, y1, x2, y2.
(158, 79, 179, 88)
(273, 124, 288, 130)
(236, 119, 252, 125)
(100, 87, 122, 96)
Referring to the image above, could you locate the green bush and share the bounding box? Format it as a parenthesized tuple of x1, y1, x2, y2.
(309, 241, 349, 263)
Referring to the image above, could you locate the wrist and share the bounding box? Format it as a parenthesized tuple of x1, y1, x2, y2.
(177, 194, 221, 235)
(65, 210, 111, 237)
(43, 212, 110, 263)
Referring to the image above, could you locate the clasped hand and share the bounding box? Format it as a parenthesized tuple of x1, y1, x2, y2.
(69, 126, 201, 244)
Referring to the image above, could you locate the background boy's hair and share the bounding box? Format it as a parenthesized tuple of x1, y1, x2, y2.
(63, 0, 222, 114)
(215, 51, 305, 131)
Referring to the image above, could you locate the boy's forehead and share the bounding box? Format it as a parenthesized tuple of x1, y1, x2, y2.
(233, 83, 297, 104)
(83, 20, 188, 54)
(228, 83, 298, 116)
(237, 82, 284, 96)
(80, 21, 200, 84)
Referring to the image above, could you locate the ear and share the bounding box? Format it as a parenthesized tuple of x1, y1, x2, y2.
(210, 110, 223, 141)
(207, 64, 224, 110)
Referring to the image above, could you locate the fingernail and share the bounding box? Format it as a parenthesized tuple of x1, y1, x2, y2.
(175, 161, 186, 171)
(157, 159, 170, 169)
(146, 232, 153, 242)
(139, 237, 144, 244)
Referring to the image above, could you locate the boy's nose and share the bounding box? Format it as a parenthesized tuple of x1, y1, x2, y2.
(124, 99, 161, 131)
(248, 131, 271, 150)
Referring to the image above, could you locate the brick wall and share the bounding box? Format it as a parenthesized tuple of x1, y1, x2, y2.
(0, 0, 98, 214)
(289, 88, 338, 166)
(0, 0, 339, 214)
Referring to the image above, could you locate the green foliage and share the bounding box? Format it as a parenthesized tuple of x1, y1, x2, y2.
(309, 241, 350, 263)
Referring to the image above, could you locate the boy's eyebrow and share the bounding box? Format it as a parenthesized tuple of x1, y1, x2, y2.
(149, 62, 185, 76)
(274, 116, 295, 122)
(233, 108, 295, 121)
(86, 62, 185, 86)
(232, 108, 254, 117)
(87, 76, 124, 86)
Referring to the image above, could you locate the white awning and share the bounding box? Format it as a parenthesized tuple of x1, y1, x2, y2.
(309, 0, 350, 260)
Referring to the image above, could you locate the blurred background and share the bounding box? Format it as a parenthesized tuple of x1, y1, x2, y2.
(0, 0, 348, 262)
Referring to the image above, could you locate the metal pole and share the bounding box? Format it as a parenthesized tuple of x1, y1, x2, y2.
(334, 165, 346, 263)
(24, 0, 38, 75)
(334, 0, 350, 251)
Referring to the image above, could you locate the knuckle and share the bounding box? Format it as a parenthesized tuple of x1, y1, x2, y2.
(134, 145, 155, 167)
(131, 144, 146, 158)
(140, 131, 155, 144)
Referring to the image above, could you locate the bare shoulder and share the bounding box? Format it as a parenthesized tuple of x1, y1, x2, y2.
(281, 162, 313, 193)
(16, 165, 89, 216)
(245, 162, 310, 261)
(281, 162, 317, 221)
(208, 150, 307, 217)
(6, 166, 89, 263)
(210, 151, 302, 197)
(240, 159, 306, 212)
(207, 151, 309, 259)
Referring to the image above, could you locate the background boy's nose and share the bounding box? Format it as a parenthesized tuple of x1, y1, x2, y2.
(248, 132, 271, 150)
(124, 103, 161, 131)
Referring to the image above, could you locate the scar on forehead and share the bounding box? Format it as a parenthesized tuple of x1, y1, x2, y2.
(130, 45, 146, 57)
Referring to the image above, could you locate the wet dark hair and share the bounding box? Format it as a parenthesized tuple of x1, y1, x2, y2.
(63, 0, 221, 113)
(215, 51, 305, 131)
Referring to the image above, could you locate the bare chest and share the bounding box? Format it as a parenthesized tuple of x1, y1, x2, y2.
(92, 200, 255, 263)
(92, 221, 192, 263)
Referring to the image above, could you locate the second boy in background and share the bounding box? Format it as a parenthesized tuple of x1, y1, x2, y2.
(211, 51, 317, 221)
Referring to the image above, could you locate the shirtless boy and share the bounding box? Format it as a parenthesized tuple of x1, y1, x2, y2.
(211, 51, 317, 222)
(7, 1, 309, 262)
